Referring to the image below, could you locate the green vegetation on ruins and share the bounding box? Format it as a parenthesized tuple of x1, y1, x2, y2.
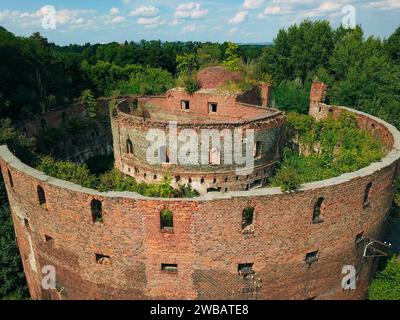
(37, 156, 199, 199)
(271, 112, 387, 192)
(0, 20, 400, 299)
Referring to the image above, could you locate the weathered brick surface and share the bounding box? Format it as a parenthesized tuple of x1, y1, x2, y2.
(196, 66, 243, 89)
(112, 98, 286, 194)
(309, 82, 328, 120)
(113, 84, 284, 194)
(1, 81, 399, 300)
(1, 99, 399, 300)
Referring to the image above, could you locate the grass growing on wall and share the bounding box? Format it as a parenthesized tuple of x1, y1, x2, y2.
(37, 156, 198, 198)
(271, 112, 387, 192)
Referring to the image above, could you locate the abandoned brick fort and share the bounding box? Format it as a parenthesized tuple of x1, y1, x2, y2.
(1, 67, 399, 300)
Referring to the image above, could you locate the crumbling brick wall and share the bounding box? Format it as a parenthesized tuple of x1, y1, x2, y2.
(112, 98, 286, 194)
(196, 66, 243, 89)
(16, 99, 113, 163)
(1, 101, 399, 300)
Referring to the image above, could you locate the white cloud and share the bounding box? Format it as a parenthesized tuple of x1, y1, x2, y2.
(229, 11, 248, 24)
(258, 5, 293, 18)
(301, 0, 348, 18)
(175, 3, 208, 19)
(367, 0, 400, 10)
(170, 19, 181, 26)
(242, 0, 265, 9)
(137, 16, 164, 27)
(110, 7, 120, 15)
(229, 27, 239, 34)
(111, 16, 125, 23)
(129, 5, 159, 17)
(181, 23, 204, 33)
(182, 24, 197, 32)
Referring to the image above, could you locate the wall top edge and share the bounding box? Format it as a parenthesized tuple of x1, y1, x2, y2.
(1, 105, 400, 202)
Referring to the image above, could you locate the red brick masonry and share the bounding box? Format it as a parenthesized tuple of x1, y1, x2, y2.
(1, 98, 399, 299)
(0, 79, 400, 299)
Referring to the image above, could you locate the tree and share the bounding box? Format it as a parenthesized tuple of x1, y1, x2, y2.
(367, 257, 400, 300)
(223, 42, 241, 72)
(196, 43, 222, 68)
(255, 20, 335, 85)
(117, 67, 174, 96)
(271, 79, 309, 113)
(176, 53, 199, 75)
(79, 89, 98, 118)
(319, 27, 400, 128)
(0, 178, 28, 299)
(385, 26, 400, 62)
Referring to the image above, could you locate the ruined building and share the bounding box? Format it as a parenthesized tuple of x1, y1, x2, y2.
(1, 67, 399, 300)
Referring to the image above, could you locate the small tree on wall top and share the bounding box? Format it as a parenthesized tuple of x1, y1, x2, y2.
(223, 42, 241, 72)
(80, 89, 98, 119)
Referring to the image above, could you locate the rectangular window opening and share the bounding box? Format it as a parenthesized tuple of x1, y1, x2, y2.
(181, 100, 190, 110)
(209, 103, 218, 113)
(238, 263, 254, 276)
(207, 187, 221, 193)
(253, 141, 262, 159)
(161, 263, 178, 273)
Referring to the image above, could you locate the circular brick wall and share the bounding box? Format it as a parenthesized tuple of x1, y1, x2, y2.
(112, 97, 286, 194)
(1, 104, 399, 300)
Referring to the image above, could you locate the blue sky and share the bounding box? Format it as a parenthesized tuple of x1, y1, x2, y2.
(0, 0, 399, 45)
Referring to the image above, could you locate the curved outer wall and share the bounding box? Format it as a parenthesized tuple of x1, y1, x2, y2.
(1, 104, 399, 300)
(112, 100, 286, 194)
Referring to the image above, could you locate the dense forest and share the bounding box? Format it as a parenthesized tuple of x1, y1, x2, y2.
(0, 20, 399, 299)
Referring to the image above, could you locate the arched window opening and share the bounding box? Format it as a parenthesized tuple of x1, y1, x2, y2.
(363, 183, 372, 208)
(355, 232, 364, 248)
(7, 169, 13, 188)
(253, 141, 262, 159)
(242, 207, 254, 231)
(45, 235, 54, 246)
(133, 98, 139, 110)
(96, 253, 111, 265)
(91, 199, 103, 223)
(126, 139, 133, 154)
(209, 147, 221, 165)
(312, 197, 324, 224)
(160, 146, 170, 164)
(305, 251, 319, 265)
(37, 186, 46, 206)
(160, 208, 173, 232)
